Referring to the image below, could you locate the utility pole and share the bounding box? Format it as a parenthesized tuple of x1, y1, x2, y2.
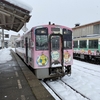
(2, 28, 4, 48)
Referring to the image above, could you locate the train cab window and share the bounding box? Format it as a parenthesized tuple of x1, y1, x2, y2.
(79, 40, 87, 48)
(51, 36, 59, 50)
(89, 40, 98, 49)
(63, 29, 72, 49)
(35, 28, 48, 50)
(73, 41, 78, 48)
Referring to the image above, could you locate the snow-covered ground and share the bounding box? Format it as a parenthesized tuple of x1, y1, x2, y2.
(0, 48, 100, 100)
(0, 48, 13, 63)
(42, 60, 100, 100)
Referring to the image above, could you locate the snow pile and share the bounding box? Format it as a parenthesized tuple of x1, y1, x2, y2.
(0, 48, 12, 63)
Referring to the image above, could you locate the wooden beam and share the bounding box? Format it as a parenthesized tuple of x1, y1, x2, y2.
(1, 14, 6, 27)
(0, 22, 23, 26)
(0, 8, 27, 22)
(17, 22, 24, 32)
(10, 16, 15, 29)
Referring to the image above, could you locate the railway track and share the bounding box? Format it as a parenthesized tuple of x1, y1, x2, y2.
(60, 79, 90, 100)
(73, 61, 100, 78)
(41, 79, 90, 100)
(73, 57, 100, 65)
(41, 80, 61, 100)
(74, 65, 100, 78)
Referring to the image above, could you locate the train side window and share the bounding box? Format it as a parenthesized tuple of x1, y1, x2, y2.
(79, 40, 87, 48)
(73, 41, 78, 48)
(89, 40, 98, 49)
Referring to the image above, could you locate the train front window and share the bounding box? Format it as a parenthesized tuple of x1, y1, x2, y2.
(35, 28, 48, 50)
(51, 36, 59, 50)
(63, 29, 72, 49)
(36, 35, 48, 50)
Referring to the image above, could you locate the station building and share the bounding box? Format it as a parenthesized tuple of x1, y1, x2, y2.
(0, 31, 9, 49)
(9, 34, 20, 48)
(72, 21, 100, 38)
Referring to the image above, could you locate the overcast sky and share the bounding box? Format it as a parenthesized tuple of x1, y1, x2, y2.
(7, 0, 100, 36)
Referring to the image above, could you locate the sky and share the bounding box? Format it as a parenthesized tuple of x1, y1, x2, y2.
(0, 48, 100, 100)
(2, 0, 100, 36)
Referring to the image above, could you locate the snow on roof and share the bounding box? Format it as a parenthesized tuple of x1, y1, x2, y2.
(5, 0, 33, 13)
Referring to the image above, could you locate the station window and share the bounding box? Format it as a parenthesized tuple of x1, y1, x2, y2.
(79, 40, 87, 48)
(89, 40, 98, 49)
(5, 34, 9, 38)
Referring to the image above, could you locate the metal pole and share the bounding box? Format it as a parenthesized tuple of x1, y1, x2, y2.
(2, 28, 4, 48)
(0, 30, 1, 49)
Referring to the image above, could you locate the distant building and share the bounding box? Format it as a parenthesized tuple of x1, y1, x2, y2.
(9, 34, 20, 48)
(72, 21, 100, 38)
(0, 31, 9, 49)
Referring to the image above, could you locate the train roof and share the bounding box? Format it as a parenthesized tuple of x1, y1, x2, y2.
(73, 34, 100, 40)
(31, 24, 72, 30)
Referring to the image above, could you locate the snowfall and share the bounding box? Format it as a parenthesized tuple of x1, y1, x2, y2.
(0, 48, 100, 100)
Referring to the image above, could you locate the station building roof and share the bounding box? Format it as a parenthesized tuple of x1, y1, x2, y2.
(72, 21, 100, 30)
(0, 0, 32, 32)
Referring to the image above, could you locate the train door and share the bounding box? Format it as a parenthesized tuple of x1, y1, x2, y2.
(49, 34, 63, 68)
(25, 37, 28, 63)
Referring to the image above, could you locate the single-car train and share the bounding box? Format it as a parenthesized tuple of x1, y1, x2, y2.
(15, 23, 73, 79)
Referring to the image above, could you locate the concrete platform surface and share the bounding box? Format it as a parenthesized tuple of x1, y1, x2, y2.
(0, 50, 55, 100)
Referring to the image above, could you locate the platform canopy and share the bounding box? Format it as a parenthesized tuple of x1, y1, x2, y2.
(0, 0, 32, 32)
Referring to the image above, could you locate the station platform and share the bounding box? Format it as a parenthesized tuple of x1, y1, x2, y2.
(0, 49, 55, 100)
